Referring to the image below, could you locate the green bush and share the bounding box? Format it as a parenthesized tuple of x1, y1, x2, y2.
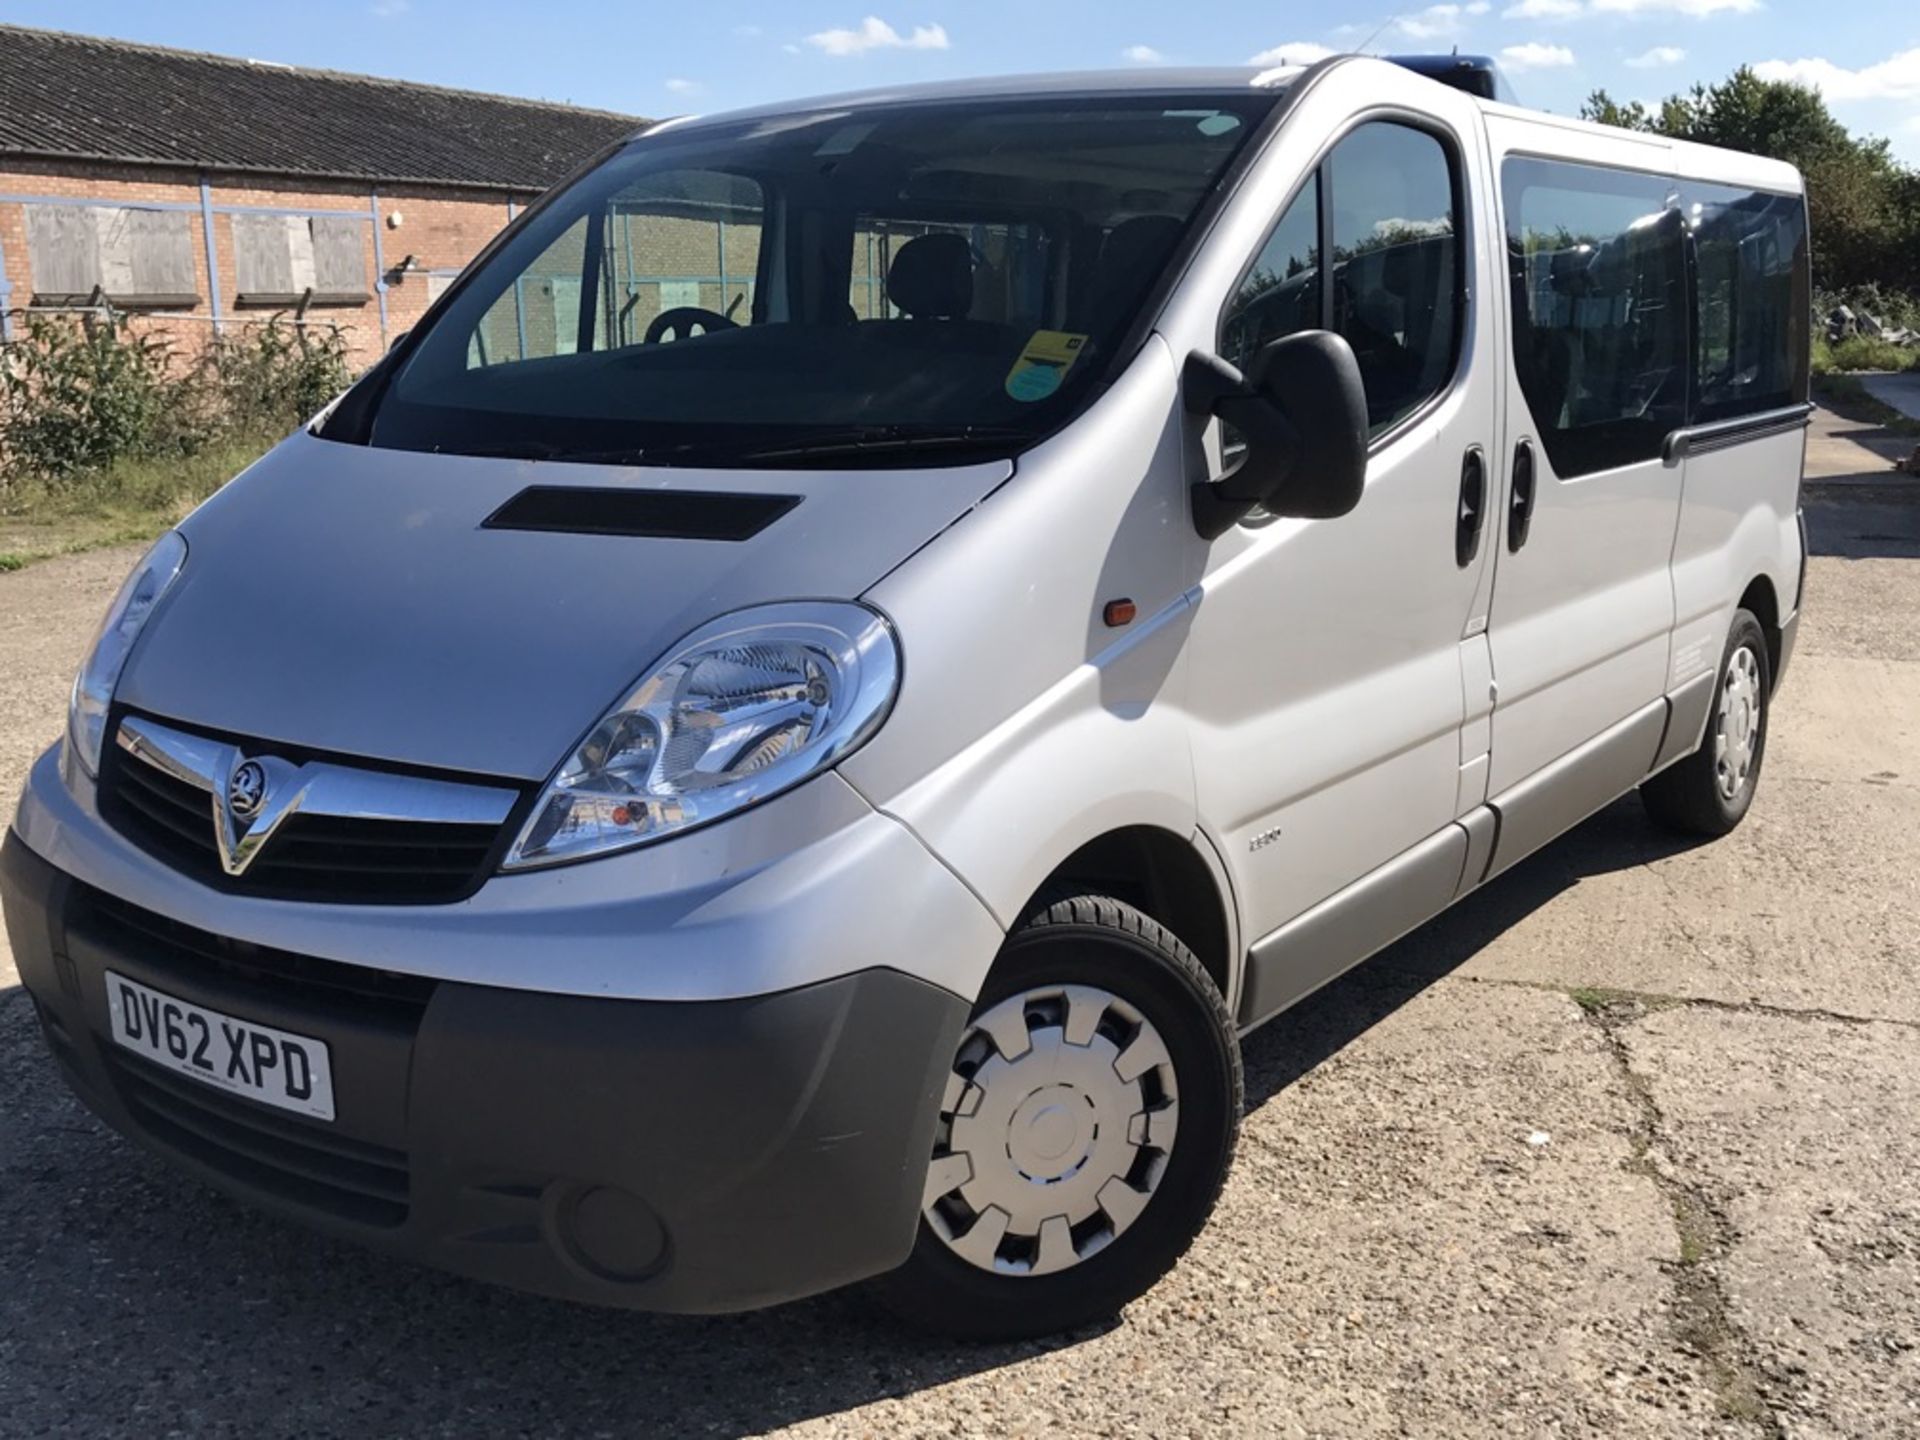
(1, 312, 353, 491)
(0, 314, 187, 480)
(206, 319, 351, 437)
(1824, 334, 1920, 373)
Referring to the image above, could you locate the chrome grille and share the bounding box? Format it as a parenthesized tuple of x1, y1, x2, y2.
(99, 714, 520, 905)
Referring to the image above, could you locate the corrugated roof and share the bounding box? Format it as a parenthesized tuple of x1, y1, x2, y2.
(0, 25, 648, 191)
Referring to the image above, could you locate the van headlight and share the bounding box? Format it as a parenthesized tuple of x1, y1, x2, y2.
(68, 530, 188, 778)
(502, 602, 900, 869)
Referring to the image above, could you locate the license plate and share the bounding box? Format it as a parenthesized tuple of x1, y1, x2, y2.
(105, 971, 336, 1121)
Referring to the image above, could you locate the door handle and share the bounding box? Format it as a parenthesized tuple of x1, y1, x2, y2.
(1456, 446, 1486, 567)
(1508, 439, 1537, 553)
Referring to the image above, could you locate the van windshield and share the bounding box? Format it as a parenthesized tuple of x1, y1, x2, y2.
(366, 93, 1276, 468)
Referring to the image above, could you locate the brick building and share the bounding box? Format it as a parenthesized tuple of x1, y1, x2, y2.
(0, 24, 645, 370)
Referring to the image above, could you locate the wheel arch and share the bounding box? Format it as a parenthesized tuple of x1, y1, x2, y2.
(1018, 825, 1240, 1008)
(1737, 572, 1783, 682)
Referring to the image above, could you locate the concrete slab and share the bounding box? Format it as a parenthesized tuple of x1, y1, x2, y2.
(0, 967, 1732, 1437)
(1422, 774, 1920, 1024)
(1623, 1006, 1920, 1440)
(1804, 402, 1912, 481)
(1859, 371, 1920, 424)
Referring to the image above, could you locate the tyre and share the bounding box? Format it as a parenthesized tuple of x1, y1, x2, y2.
(876, 893, 1242, 1341)
(1641, 608, 1772, 837)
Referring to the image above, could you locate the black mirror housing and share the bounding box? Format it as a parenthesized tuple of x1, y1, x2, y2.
(1185, 331, 1370, 539)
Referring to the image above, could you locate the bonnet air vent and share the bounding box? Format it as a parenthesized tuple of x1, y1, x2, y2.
(481, 486, 801, 541)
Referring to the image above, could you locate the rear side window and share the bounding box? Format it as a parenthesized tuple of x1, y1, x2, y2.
(1690, 183, 1810, 422)
(1503, 159, 1687, 478)
(1222, 120, 1462, 441)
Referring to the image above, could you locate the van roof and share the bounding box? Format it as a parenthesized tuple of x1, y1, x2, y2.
(666, 56, 1803, 194)
(666, 66, 1309, 130)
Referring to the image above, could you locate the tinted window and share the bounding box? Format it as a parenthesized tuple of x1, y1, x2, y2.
(1690, 183, 1810, 422)
(1222, 178, 1320, 372)
(1327, 124, 1460, 435)
(467, 171, 764, 368)
(850, 219, 1055, 325)
(368, 97, 1273, 468)
(1220, 121, 1461, 441)
(1503, 159, 1687, 478)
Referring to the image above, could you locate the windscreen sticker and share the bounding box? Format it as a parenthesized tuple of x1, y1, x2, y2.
(1005, 331, 1089, 402)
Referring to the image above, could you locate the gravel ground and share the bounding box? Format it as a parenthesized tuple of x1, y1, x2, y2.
(1, 415, 1915, 1437)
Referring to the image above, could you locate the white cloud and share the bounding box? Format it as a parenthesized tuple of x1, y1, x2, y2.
(664, 77, 701, 95)
(805, 16, 950, 57)
(1397, 4, 1475, 40)
(1247, 40, 1335, 66)
(732, 24, 763, 38)
(368, 0, 408, 15)
(1122, 44, 1165, 64)
(1626, 45, 1687, 67)
(1752, 48, 1920, 102)
(1501, 41, 1577, 70)
(1590, 0, 1760, 13)
(1504, 0, 1758, 12)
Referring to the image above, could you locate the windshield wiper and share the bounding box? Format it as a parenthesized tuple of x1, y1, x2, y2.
(441, 426, 1029, 469)
(716, 425, 1032, 465)
(449, 439, 655, 466)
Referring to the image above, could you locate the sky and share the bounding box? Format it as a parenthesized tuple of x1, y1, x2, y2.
(6, 0, 1919, 163)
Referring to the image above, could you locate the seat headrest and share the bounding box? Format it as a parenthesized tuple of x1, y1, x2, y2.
(1089, 216, 1184, 317)
(886, 233, 973, 319)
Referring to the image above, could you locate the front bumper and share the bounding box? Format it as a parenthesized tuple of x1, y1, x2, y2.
(3, 831, 970, 1312)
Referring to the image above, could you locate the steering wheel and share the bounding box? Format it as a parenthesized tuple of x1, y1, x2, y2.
(644, 307, 737, 344)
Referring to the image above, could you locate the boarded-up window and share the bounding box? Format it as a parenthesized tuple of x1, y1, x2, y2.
(26, 205, 198, 308)
(232, 213, 369, 306)
(311, 218, 365, 296)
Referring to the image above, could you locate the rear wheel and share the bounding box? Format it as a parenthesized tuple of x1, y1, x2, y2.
(877, 893, 1241, 1340)
(1641, 608, 1772, 836)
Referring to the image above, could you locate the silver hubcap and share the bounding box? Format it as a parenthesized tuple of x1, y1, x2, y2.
(1714, 645, 1762, 802)
(923, 985, 1178, 1276)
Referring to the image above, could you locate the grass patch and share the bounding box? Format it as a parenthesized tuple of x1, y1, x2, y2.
(0, 433, 275, 571)
(1812, 334, 1920, 376)
(1568, 984, 1682, 1016)
(1814, 373, 1920, 440)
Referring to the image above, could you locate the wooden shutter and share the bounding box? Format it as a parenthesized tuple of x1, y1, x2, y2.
(232, 212, 296, 300)
(310, 217, 367, 299)
(124, 209, 199, 304)
(25, 205, 101, 301)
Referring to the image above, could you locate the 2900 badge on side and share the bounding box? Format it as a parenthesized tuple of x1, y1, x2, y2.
(105, 971, 336, 1121)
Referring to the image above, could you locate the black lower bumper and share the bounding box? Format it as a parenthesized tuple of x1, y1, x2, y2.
(2, 831, 968, 1313)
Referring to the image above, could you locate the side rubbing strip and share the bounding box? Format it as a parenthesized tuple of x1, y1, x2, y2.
(482, 486, 801, 541)
(1237, 825, 1469, 1032)
(1661, 402, 1814, 466)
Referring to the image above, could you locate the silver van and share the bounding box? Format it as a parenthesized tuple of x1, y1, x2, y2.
(2, 57, 1810, 1339)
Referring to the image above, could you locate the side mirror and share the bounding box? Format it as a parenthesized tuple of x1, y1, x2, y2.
(1184, 331, 1369, 540)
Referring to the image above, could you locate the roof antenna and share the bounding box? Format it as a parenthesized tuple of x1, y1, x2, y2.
(1350, 14, 1396, 56)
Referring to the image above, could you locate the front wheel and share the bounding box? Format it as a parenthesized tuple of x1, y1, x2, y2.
(1641, 608, 1772, 836)
(876, 894, 1241, 1340)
